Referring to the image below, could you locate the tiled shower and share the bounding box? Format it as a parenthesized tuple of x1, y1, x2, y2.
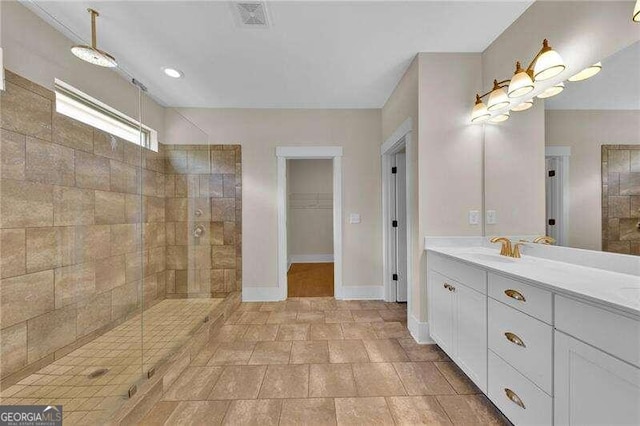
(0, 70, 242, 421)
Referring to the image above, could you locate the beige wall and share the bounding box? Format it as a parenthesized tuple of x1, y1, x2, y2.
(546, 110, 640, 250)
(167, 108, 382, 291)
(482, 1, 639, 236)
(287, 159, 333, 258)
(381, 57, 420, 315)
(1, 1, 165, 142)
(417, 53, 484, 321)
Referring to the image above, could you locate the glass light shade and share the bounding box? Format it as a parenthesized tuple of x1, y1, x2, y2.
(511, 100, 534, 112)
(163, 67, 184, 78)
(533, 41, 565, 81)
(537, 82, 565, 99)
(489, 112, 510, 123)
(568, 62, 602, 82)
(634, 0, 640, 22)
(71, 45, 117, 68)
(471, 100, 491, 123)
(487, 86, 510, 111)
(508, 69, 535, 98)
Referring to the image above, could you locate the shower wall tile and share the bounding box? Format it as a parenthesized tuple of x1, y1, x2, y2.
(110, 223, 141, 255)
(54, 262, 96, 308)
(95, 191, 126, 224)
(211, 151, 235, 174)
(25, 138, 75, 186)
(27, 305, 77, 363)
(212, 246, 236, 269)
(0, 82, 52, 141)
(0, 270, 54, 328)
(25, 226, 74, 273)
(95, 255, 126, 293)
(77, 292, 112, 337)
(75, 150, 110, 191)
(53, 186, 94, 226)
(1, 129, 26, 180)
(110, 160, 140, 194)
(1, 179, 53, 228)
(1, 229, 26, 278)
(94, 131, 125, 162)
(74, 225, 111, 263)
(166, 198, 189, 222)
(52, 113, 93, 153)
(0, 323, 27, 378)
(211, 198, 236, 221)
(111, 282, 140, 320)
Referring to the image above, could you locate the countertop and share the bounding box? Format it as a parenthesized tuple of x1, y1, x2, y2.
(426, 246, 640, 318)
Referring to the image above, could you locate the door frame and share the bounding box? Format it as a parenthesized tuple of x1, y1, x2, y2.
(545, 146, 570, 246)
(381, 118, 414, 308)
(276, 146, 343, 300)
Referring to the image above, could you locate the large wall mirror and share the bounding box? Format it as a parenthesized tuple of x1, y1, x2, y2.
(485, 40, 640, 254)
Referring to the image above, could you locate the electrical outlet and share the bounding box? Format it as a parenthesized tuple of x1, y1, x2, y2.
(468, 210, 480, 225)
(486, 210, 497, 225)
(349, 213, 361, 224)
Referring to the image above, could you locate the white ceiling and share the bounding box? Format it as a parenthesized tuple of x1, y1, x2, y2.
(546, 41, 640, 110)
(25, 1, 532, 108)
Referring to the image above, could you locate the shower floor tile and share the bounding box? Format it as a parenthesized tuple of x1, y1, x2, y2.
(0, 298, 222, 423)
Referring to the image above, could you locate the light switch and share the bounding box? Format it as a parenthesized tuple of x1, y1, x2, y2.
(486, 210, 497, 225)
(468, 210, 480, 225)
(349, 213, 361, 224)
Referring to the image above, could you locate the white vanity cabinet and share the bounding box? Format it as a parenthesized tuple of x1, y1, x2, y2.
(426, 249, 640, 426)
(428, 254, 487, 392)
(554, 296, 640, 426)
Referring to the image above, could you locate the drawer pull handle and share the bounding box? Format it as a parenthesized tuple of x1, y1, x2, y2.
(504, 289, 526, 302)
(505, 332, 526, 347)
(443, 283, 456, 292)
(504, 388, 526, 409)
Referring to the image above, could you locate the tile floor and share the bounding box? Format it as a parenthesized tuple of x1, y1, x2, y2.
(142, 298, 509, 425)
(0, 298, 222, 424)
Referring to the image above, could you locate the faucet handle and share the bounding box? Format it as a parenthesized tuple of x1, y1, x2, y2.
(533, 235, 555, 245)
(512, 242, 526, 258)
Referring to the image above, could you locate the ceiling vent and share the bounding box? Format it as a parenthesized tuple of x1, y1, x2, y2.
(233, 2, 269, 28)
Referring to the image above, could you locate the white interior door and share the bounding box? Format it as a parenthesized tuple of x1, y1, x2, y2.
(394, 152, 407, 302)
(545, 156, 561, 244)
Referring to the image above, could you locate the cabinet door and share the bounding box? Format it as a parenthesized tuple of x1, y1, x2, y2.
(555, 331, 640, 426)
(429, 271, 454, 356)
(454, 282, 487, 392)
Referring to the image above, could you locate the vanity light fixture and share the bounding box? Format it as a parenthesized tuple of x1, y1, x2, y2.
(470, 39, 565, 123)
(537, 82, 565, 99)
(71, 9, 117, 68)
(471, 95, 491, 123)
(532, 39, 566, 81)
(634, 0, 640, 22)
(487, 80, 511, 111)
(489, 111, 510, 123)
(568, 62, 602, 82)
(511, 99, 534, 112)
(507, 62, 535, 98)
(163, 67, 184, 79)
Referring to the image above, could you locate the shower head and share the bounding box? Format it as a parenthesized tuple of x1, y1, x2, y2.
(71, 9, 117, 68)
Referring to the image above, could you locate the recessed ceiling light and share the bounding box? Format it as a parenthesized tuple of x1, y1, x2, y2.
(163, 68, 183, 78)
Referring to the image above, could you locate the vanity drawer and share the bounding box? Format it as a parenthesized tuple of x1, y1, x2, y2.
(488, 273, 552, 324)
(555, 295, 640, 368)
(488, 350, 552, 426)
(488, 298, 552, 394)
(429, 253, 487, 294)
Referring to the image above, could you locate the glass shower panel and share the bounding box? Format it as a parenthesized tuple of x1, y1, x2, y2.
(0, 17, 144, 422)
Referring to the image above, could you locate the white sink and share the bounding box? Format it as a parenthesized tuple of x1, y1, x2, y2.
(462, 252, 519, 264)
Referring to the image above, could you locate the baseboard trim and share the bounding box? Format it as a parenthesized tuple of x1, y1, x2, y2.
(289, 254, 334, 264)
(242, 286, 284, 302)
(408, 314, 435, 344)
(336, 285, 384, 300)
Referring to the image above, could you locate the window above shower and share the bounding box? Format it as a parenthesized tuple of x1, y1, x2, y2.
(54, 79, 158, 151)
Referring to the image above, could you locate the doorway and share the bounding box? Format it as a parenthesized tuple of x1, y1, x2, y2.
(381, 118, 413, 305)
(286, 159, 334, 297)
(276, 146, 343, 300)
(545, 146, 570, 246)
